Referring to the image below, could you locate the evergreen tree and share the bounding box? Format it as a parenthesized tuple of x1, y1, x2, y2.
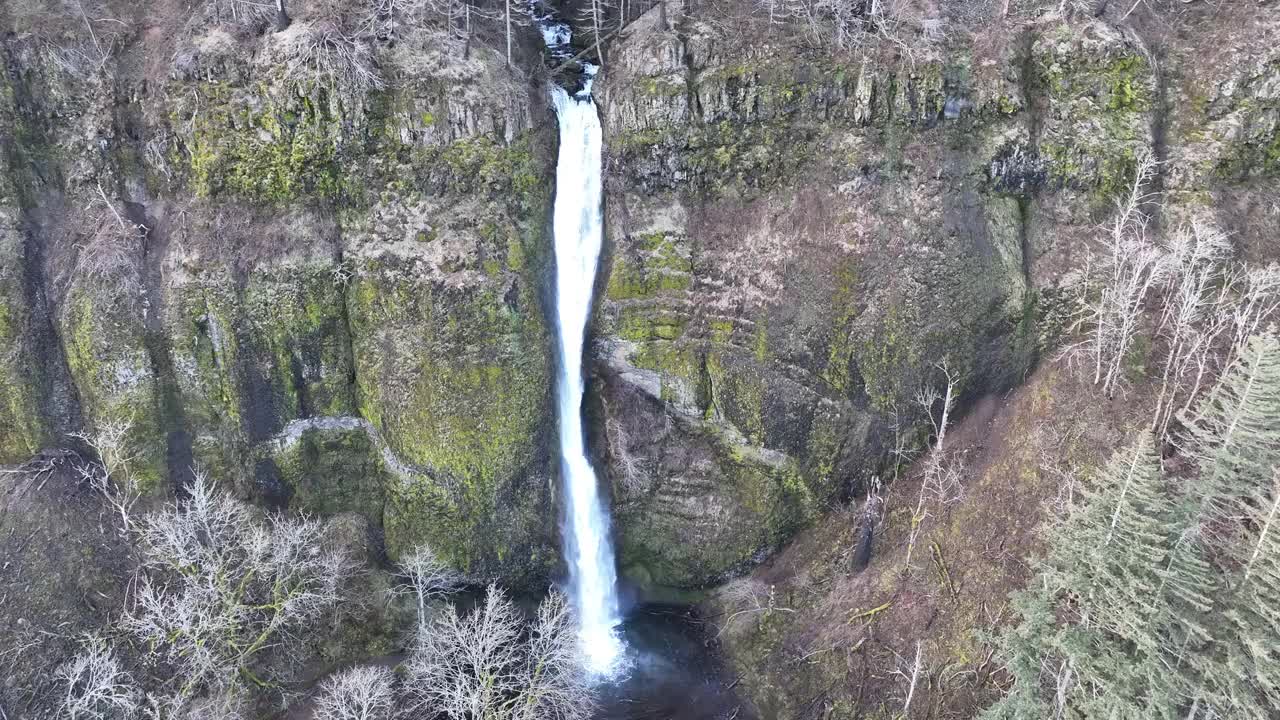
(1179, 331, 1280, 523)
(986, 435, 1179, 719)
(987, 331, 1280, 719)
(1179, 331, 1280, 717)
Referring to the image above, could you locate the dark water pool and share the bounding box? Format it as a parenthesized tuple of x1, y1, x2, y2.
(593, 604, 753, 720)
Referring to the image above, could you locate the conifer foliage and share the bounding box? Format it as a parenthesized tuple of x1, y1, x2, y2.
(986, 330, 1280, 720)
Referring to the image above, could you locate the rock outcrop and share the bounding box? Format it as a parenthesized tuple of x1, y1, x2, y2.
(0, 7, 559, 585)
(0, 0, 1276, 600)
(592, 0, 1280, 591)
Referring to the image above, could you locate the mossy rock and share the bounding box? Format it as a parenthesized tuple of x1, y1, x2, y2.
(348, 256, 552, 568)
(1031, 23, 1156, 201)
(179, 80, 353, 202)
(60, 284, 166, 493)
(271, 421, 387, 521)
(165, 255, 357, 485)
(0, 212, 52, 462)
(341, 185, 556, 584)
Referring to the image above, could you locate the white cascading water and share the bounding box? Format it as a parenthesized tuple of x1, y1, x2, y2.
(550, 75, 625, 674)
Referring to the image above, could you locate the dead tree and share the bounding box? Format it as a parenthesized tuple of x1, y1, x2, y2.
(312, 666, 395, 720)
(905, 362, 962, 569)
(1063, 154, 1165, 398)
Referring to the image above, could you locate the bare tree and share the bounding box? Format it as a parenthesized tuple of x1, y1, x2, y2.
(73, 184, 146, 298)
(712, 578, 793, 638)
(606, 417, 652, 494)
(201, 0, 277, 27)
(396, 544, 461, 623)
(510, 591, 594, 720)
(1149, 220, 1233, 438)
(1228, 264, 1280, 360)
(905, 363, 962, 568)
(361, 0, 444, 39)
(1064, 154, 1166, 397)
(122, 472, 355, 696)
(140, 689, 250, 720)
(893, 640, 924, 715)
(404, 586, 593, 720)
(312, 666, 395, 720)
(577, 0, 618, 62)
(279, 18, 384, 93)
(70, 417, 141, 532)
(57, 635, 139, 720)
(499, 0, 537, 67)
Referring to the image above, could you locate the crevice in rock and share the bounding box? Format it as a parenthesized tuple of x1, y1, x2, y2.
(1, 39, 84, 449)
(1143, 40, 1172, 235)
(333, 244, 362, 411)
(1014, 25, 1041, 301)
(122, 198, 195, 493)
(18, 220, 84, 442)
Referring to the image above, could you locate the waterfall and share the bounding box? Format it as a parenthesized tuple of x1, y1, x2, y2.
(550, 76, 624, 674)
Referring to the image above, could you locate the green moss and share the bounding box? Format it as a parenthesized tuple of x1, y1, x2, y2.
(753, 316, 769, 364)
(273, 427, 387, 520)
(431, 135, 541, 202)
(612, 128, 665, 153)
(616, 423, 818, 588)
(348, 245, 551, 572)
(243, 265, 356, 420)
(0, 291, 47, 461)
(169, 277, 243, 438)
(0, 221, 52, 461)
(1104, 55, 1149, 112)
(994, 94, 1021, 116)
(178, 76, 544, 207)
(821, 262, 861, 394)
(638, 76, 686, 97)
(62, 289, 165, 493)
(613, 118, 816, 196)
(607, 231, 693, 301)
(802, 405, 844, 493)
(185, 82, 348, 202)
(1033, 32, 1152, 202)
(854, 302, 924, 413)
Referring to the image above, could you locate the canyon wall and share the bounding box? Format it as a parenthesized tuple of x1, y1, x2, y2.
(0, 4, 560, 585)
(592, 0, 1279, 592)
(1, 0, 1277, 598)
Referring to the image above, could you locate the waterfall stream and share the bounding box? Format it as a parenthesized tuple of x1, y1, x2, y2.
(549, 70, 624, 674)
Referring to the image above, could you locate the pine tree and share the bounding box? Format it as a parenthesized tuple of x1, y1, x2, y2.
(1218, 469, 1280, 718)
(1179, 330, 1280, 521)
(986, 435, 1180, 719)
(987, 330, 1280, 720)
(980, 588, 1054, 720)
(1173, 330, 1280, 718)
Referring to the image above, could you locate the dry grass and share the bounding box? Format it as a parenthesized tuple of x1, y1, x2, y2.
(706, 358, 1158, 718)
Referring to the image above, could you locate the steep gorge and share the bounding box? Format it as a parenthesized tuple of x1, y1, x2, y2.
(0, 0, 1279, 715)
(591, 0, 1280, 596)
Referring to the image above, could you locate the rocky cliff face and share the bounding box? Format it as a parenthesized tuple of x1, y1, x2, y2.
(0, 3, 560, 586)
(1, 0, 1276, 600)
(591, 0, 1280, 592)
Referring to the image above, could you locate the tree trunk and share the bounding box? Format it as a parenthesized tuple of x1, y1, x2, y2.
(465, 3, 473, 59)
(274, 0, 291, 31)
